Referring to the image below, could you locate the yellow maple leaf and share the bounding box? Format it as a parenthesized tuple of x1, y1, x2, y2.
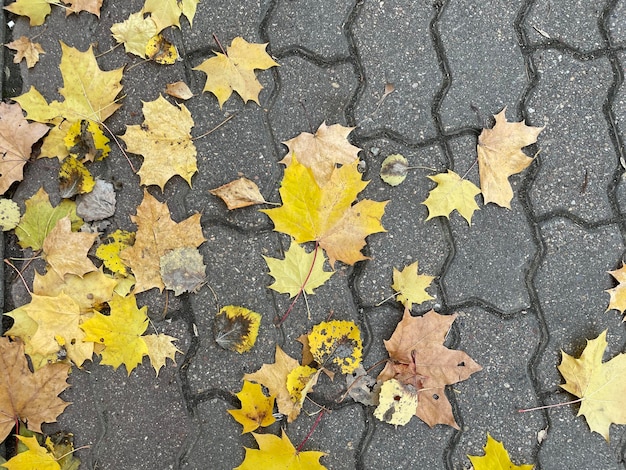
(558, 330, 626, 441)
(280, 122, 361, 185)
(606, 263, 626, 318)
(261, 157, 387, 267)
(121, 95, 197, 189)
(477, 108, 544, 208)
(111, 12, 157, 58)
(213, 305, 261, 353)
(4, 0, 55, 26)
(42, 216, 98, 278)
(80, 293, 149, 375)
(391, 261, 435, 310)
(142, 0, 199, 32)
(227, 380, 276, 434)
(0, 102, 49, 195)
(244, 345, 302, 422)
(15, 187, 82, 251)
(468, 433, 534, 470)
(263, 240, 333, 298)
(6, 36, 45, 68)
(308, 320, 362, 374)
(193, 37, 279, 108)
(234, 431, 327, 470)
(120, 190, 205, 292)
(1, 435, 60, 470)
(142, 333, 181, 376)
(210, 177, 268, 210)
(422, 170, 481, 225)
(95, 229, 135, 276)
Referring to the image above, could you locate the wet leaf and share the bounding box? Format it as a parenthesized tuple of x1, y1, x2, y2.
(58, 157, 95, 198)
(145, 33, 177, 64)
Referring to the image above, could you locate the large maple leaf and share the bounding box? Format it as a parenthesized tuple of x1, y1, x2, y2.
(120, 190, 205, 293)
(468, 433, 533, 470)
(0, 337, 70, 441)
(120, 95, 197, 189)
(280, 122, 361, 185)
(261, 157, 387, 266)
(0, 102, 49, 195)
(477, 108, 544, 208)
(193, 37, 279, 108)
(377, 308, 482, 428)
(235, 430, 327, 470)
(558, 329, 626, 441)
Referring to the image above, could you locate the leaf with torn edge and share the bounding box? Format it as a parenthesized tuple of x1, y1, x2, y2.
(58, 156, 95, 198)
(308, 320, 362, 374)
(606, 262, 626, 319)
(145, 33, 177, 64)
(143, 333, 180, 376)
(477, 108, 544, 208)
(210, 177, 268, 210)
(228, 380, 276, 434)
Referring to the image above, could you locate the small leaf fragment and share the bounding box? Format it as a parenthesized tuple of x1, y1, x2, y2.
(227, 380, 276, 434)
(346, 365, 377, 406)
(165, 81, 193, 100)
(0, 198, 20, 231)
(95, 229, 135, 276)
(159, 247, 206, 295)
(286, 365, 320, 406)
(58, 156, 96, 198)
(308, 320, 362, 374)
(63, 119, 110, 162)
(606, 262, 626, 319)
(422, 169, 481, 225)
(380, 153, 408, 186)
(213, 305, 261, 353)
(391, 261, 435, 309)
(374, 378, 418, 426)
(145, 34, 177, 64)
(468, 433, 534, 470)
(210, 177, 268, 210)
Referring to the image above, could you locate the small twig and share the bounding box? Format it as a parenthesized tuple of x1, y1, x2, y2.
(460, 158, 478, 180)
(95, 42, 122, 58)
(4, 259, 32, 295)
(98, 119, 137, 173)
(296, 408, 326, 454)
(375, 292, 399, 307)
(192, 114, 236, 140)
(126, 58, 150, 72)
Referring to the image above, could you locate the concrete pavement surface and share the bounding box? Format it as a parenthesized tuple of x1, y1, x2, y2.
(1, 0, 626, 469)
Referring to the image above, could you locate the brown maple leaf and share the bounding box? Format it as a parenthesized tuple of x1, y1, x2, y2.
(0, 102, 49, 195)
(477, 108, 544, 208)
(377, 308, 482, 428)
(120, 190, 205, 293)
(5, 36, 45, 68)
(42, 216, 98, 278)
(62, 0, 103, 16)
(0, 337, 70, 441)
(280, 122, 361, 185)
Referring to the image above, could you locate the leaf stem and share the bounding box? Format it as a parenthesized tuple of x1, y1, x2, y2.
(192, 113, 236, 140)
(296, 407, 326, 454)
(212, 33, 227, 55)
(4, 258, 33, 295)
(460, 158, 478, 180)
(518, 397, 584, 413)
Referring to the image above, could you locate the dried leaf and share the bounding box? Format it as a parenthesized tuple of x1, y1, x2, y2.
(286, 365, 320, 409)
(422, 170, 481, 225)
(1, 435, 60, 470)
(227, 380, 276, 434)
(391, 261, 435, 309)
(468, 433, 534, 470)
(477, 108, 544, 208)
(95, 229, 135, 276)
(6, 36, 45, 68)
(143, 333, 181, 376)
(42, 217, 98, 279)
(143, 0, 199, 32)
(308, 320, 362, 374)
(75, 179, 116, 222)
(210, 177, 268, 210)
(213, 305, 261, 353)
(193, 37, 279, 108)
(606, 263, 626, 319)
(346, 365, 377, 406)
(165, 81, 193, 100)
(380, 154, 408, 186)
(61, 0, 102, 16)
(63, 119, 110, 162)
(159, 246, 206, 295)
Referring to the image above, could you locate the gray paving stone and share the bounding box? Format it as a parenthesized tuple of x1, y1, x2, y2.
(527, 51, 614, 222)
(609, 2, 626, 44)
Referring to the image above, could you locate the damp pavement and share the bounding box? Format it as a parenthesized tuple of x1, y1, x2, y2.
(1, 0, 626, 469)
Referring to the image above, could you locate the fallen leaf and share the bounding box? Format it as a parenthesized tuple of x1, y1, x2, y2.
(308, 320, 362, 374)
(477, 108, 544, 208)
(165, 81, 193, 100)
(75, 178, 116, 221)
(110, 12, 157, 58)
(261, 157, 387, 266)
(228, 380, 276, 434)
(286, 365, 319, 408)
(95, 229, 135, 276)
(263, 240, 333, 298)
(6, 36, 45, 68)
(63, 119, 110, 162)
(0, 102, 49, 195)
(0, 337, 70, 441)
(280, 122, 361, 185)
(374, 378, 418, 426)
(234, 431, 327, 470)
(391, 261, 435, 310)
(42, 217, 98, 279)
(468, 433, 534, 470)
(606, 263, 626, 319)
(380, 153, 408, 186)
(210, 177, 268, 210)
(193, 37, 279, 108)
(558, 329, 626, 441)
(61, 0, 102, 16)
(422, 169, 481, 225)
(143, 0, 199, 32)
(160, 247, 206, 295)
(142, 333, 180, 376)
(80, 293, 149, 375)
(4, 0, 54, 26)
(244, 345, 302, 422)
(58, 156, 95, 198)
(145, 34, 177, 64)
(1, 435, 60, 470)
(0, 198, 20, 231)
(120, 95, 197, 189)
(45, 432, 81, 470)
(15, 187, 82, 251)
(345, 365, 377, 406)
(213, 305, 261, 353)
(120, 190, 204, 292)
(377, 308, 482, 428)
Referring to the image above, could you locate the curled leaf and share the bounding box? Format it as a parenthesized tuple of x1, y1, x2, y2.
(165, 81, 193, 100)
(210, 177, 268, 210)
(95, 229, 135, 276)
(214, 305, 262, 353)
(380, 154, 408, 186)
